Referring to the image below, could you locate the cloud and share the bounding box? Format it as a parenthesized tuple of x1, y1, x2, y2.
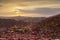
(0, 0, 60, 17)
(0, 0, 60, 3)
(0, 0, 40, 3)
(0, 5, 3, 9)
(19, 8, 60, 16)
(0, 0, 60, 7)
(0, 5, 3, 7)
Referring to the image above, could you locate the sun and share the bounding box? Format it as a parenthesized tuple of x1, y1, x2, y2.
(13, 6, 27, 16)
(12, 6, 21, 13)
(15, 9, 20, 13)
(14, 7, 20, 13)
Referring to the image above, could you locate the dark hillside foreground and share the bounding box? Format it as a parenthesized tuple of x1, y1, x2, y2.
(0, 14, 60, 40)
(32, 14, 60, 39)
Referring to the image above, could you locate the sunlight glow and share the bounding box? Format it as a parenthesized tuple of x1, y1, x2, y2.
(14, 6, 22, 13)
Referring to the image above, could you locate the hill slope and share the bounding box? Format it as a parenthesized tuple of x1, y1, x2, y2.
(32, 14, 60, 39)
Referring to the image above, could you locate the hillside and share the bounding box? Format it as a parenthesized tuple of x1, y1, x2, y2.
(0, 15, 60, 39)
(32, 14, 60, 39)
(0, 17, 46, 32)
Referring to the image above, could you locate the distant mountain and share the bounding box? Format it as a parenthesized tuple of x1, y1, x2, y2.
(0, 16, 46, 22)
(31, 14, 60, 39)
(0, 16, 46, 32)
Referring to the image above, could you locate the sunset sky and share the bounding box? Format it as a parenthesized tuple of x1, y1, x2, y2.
(0, 0, 60, 17)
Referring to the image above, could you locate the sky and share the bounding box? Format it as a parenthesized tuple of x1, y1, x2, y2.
(0, 0, 60, 17)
